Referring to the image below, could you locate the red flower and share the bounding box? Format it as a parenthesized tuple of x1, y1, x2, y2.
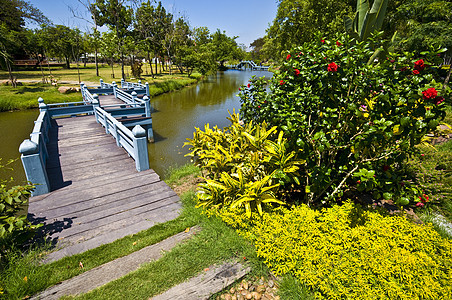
(412, 69, 420, 75)
(238, 88, 241, 91)
(327, 62, 338, 72)
(416, 202, 424, 207)
(336, 41, 342, 46)
(435, 97, 445, 105)
(286, 54, 291, 60)
(422, 88, 438, 100)
(357, 180, 361, 184)
(247, 83, 250, 88)
(321, 39, 325, 43)
(294, 69, 300, 76)
(279, 80, 284, 85)
(258, 105, 261, 109)
(414, 59, 425, 71)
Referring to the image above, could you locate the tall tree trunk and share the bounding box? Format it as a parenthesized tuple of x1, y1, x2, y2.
(3, 56, 16, 88)
(155, 57, 158, 75)
(65, 56, 71, 69)
(111, 58, 115, 78)
(95, 47, 99, 77)
(121, 52, 125, 80)
(147, 52, 154, 78)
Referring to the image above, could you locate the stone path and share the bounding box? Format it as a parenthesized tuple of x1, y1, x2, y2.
(152, 261, 251, 300)
(32, 227, 200, 300)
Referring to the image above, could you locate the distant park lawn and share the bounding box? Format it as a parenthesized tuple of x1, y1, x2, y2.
(0, 63, 201, 112)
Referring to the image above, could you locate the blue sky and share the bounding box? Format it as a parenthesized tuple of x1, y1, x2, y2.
(27, 0, 278, 49)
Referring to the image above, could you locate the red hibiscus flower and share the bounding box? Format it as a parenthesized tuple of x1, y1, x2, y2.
(412, 69, 420, 75)
(238, 88, 241, 91)
(414, 59, 425, 71)
(247, 83, 250, 88)
(435, 97, 445, 105)
(286, 54, 291, 60)
(294, 69, 300, 76)
(416, 202, 424, 207)
(327, 62, 338, 72)
(422, 88, 438, 100)
(336, 41, 342, 46)
(321, 39, 325, 43)
(279, 80, 284, 85)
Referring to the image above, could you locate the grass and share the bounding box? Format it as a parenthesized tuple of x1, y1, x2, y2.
(408, 139, 452, 224)
(0, 63, 202, 112)
(0, 83, 82, 111)
(0, 165, 268, 299)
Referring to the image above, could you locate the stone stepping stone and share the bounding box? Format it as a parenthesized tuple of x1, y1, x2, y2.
(31, 226, 200, 300)
(151, 260, 251, 300)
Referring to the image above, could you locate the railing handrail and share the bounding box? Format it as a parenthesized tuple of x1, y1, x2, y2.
(93, 105, 149, 171)
(19, 105, 52, 196)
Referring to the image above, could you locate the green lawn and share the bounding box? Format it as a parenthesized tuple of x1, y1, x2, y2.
(0, 64, 201, 112)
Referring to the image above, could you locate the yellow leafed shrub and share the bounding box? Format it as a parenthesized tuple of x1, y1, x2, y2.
(217, 202, 452, 299)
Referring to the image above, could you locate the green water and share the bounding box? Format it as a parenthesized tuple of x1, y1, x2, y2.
(0, 70, 271, 184)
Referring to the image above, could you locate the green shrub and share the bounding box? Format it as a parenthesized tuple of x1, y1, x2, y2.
(219, 202, 452, 299)
(0, 161, 38, 250)
(184, 112, 304, 217)
(239, 32, 451, 206)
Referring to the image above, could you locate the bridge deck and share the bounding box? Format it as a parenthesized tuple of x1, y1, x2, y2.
(28, 95, 180, 263)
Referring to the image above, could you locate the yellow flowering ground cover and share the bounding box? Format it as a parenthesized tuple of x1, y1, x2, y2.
(217, 202, 452, 299)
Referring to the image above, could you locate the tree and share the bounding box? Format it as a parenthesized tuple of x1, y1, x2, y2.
(135, 0, 172, 77)
(387, 0, 452, 55)
(249, 37, 266, 62)
(40, 25, 83, 69)
(264, 0, 354, 58)
(0, 0, 49, 84)
(99, 30, 120, 78)
(69, 0, 102, 76)
(211, 30, 243, 69)
(92, 0, 133, 79)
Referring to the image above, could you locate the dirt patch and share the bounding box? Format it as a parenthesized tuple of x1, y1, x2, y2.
(171, 175, 204, 195)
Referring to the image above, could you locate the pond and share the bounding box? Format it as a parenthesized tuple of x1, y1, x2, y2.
(0, 70, 272, 185)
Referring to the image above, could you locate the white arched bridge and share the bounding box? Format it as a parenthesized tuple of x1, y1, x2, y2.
(227, 60, 269, 71)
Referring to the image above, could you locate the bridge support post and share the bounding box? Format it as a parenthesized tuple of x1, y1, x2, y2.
(143, 96, 154, 142)
(145, 82, 150, 97)
(121, 78, 125, 88)
(112, 82, 117, 99)
(131, 91, 137, 105)
(132, 125, 150, 171)
(19, 139, 50, 196)
(93, 95, 100, 123)
(100, 79, 104, 88)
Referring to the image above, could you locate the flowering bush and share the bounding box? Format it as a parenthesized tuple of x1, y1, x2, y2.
(239, 32, 450, 206)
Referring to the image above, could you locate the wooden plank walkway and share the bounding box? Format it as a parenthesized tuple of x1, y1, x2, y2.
(28, 95, 181, 263)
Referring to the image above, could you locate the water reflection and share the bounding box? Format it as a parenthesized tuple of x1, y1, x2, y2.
(0, 109, 39, 184)
(148, 70, 272, 176)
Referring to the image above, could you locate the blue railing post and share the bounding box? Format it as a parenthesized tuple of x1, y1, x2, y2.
(100, 79, 104, 88)
(112, 82, 117, 98)
(39, 98, 48, 113)
(93, 95, 100, 123)
(121, 78, 125, 88)
(131, 91, 137, 105)
(132, 125, 149, 171)
(19, 139, 50, 196)
(142, 96, 154, 142)
(145, 82, 150, 97)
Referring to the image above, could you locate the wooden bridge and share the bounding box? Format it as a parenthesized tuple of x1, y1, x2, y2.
(20, 80, 181, 262)
(227, 60, 269, 71)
